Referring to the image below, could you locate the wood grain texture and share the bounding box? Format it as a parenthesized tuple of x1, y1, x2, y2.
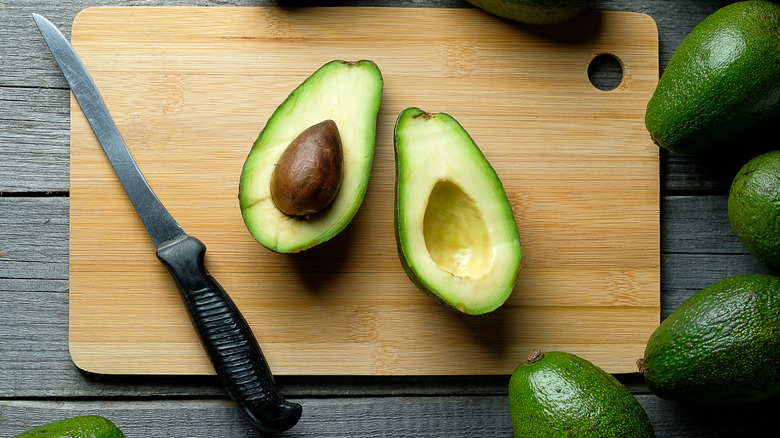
(3, 396, 780, 437)
(1, 196, 766, 397)
(3, 1, 778, 436)
(0, 0, 751, 195)
(67, 7, 660, 376)
(1, 195, 775, 436)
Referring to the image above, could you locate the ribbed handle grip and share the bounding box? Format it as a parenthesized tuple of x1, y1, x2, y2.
(156, 235, 302, 433)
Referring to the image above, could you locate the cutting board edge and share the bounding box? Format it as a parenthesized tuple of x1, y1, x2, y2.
(70, 5, 660, 25)
(67, 5, 661, 377)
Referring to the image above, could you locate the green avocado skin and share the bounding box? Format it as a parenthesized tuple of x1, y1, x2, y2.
(645, 0, 780, 154)
(639, 274, 780, 403)
(13, 415, 125, 438)
(509, 351, 655, 437)
(728, 150, 780, 271)
(465, 0, 598, 25)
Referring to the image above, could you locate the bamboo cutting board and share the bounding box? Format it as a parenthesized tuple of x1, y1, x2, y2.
(69, 7, 660, 376)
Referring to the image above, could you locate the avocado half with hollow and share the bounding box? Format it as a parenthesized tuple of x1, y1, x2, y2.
(393, 108, 522, 315)
(239, 60, 383, 253)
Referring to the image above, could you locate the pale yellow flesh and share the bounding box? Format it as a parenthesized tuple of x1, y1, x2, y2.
(423, 180, 492, 278)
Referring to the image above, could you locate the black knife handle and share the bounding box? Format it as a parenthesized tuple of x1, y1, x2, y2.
(156, 235, 302, 433)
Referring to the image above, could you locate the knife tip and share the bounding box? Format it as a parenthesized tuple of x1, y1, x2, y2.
(31, 12, 48, 25)
(31, 13, 56, 36)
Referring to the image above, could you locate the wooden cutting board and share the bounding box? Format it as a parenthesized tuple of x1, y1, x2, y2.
(69, 6, 660, 376)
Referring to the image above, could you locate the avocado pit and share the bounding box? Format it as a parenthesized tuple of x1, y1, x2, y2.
(270, 120, 343, 218)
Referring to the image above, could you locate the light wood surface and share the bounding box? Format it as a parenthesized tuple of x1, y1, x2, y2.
(68, 6, 659, 376)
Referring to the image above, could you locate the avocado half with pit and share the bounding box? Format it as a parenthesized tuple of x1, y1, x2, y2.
(393, 108, 522, 315)
(239, 60, 383, 253)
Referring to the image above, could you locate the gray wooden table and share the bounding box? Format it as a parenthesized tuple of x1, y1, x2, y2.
(2, 0, 779, 436)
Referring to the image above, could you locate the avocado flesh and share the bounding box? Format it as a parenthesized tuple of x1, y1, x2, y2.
(424, 180, 492, 278)
(394, 107, 521, 315)
(639, 273, 780, 403)
(645, 0, 780, 153)
(509, 351, 655, 437)
(239, 60, 383, 253)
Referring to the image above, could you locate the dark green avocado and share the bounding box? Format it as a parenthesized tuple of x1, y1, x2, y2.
(13, 415, 126, 438)
(728, 150, 780, 272)
(509, 350, 655, 437)
(465, 0, 599, 25)
(645, 0, 780, 153)
(638, 273, 780, 403)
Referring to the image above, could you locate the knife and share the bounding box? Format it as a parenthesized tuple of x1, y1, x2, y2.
(32, 13, 302, 433)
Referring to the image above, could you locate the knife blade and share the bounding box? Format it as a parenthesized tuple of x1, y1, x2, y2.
(32, 13, 302, 433)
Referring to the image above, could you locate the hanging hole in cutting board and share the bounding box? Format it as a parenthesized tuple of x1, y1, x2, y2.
(587, 54, 624, 91)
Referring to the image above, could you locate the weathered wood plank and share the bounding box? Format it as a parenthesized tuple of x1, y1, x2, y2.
(0, 398, 515, 437)
(0, 197, 68, 280)
(662, 254, 773, 316)
(662, 134, 778, 193)
(0, 87, 70, 193)
(661, 196, 738, 253)
(2, 396, 778, 437)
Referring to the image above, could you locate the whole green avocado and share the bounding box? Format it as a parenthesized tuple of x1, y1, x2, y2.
(645, 0, 780, 154)
(638, 273, 780, 403)
(13, 415, 125, 438)
(728, 150, 780, 271)
(509, 350, 655, 437)
(465, 0, 599, 25)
